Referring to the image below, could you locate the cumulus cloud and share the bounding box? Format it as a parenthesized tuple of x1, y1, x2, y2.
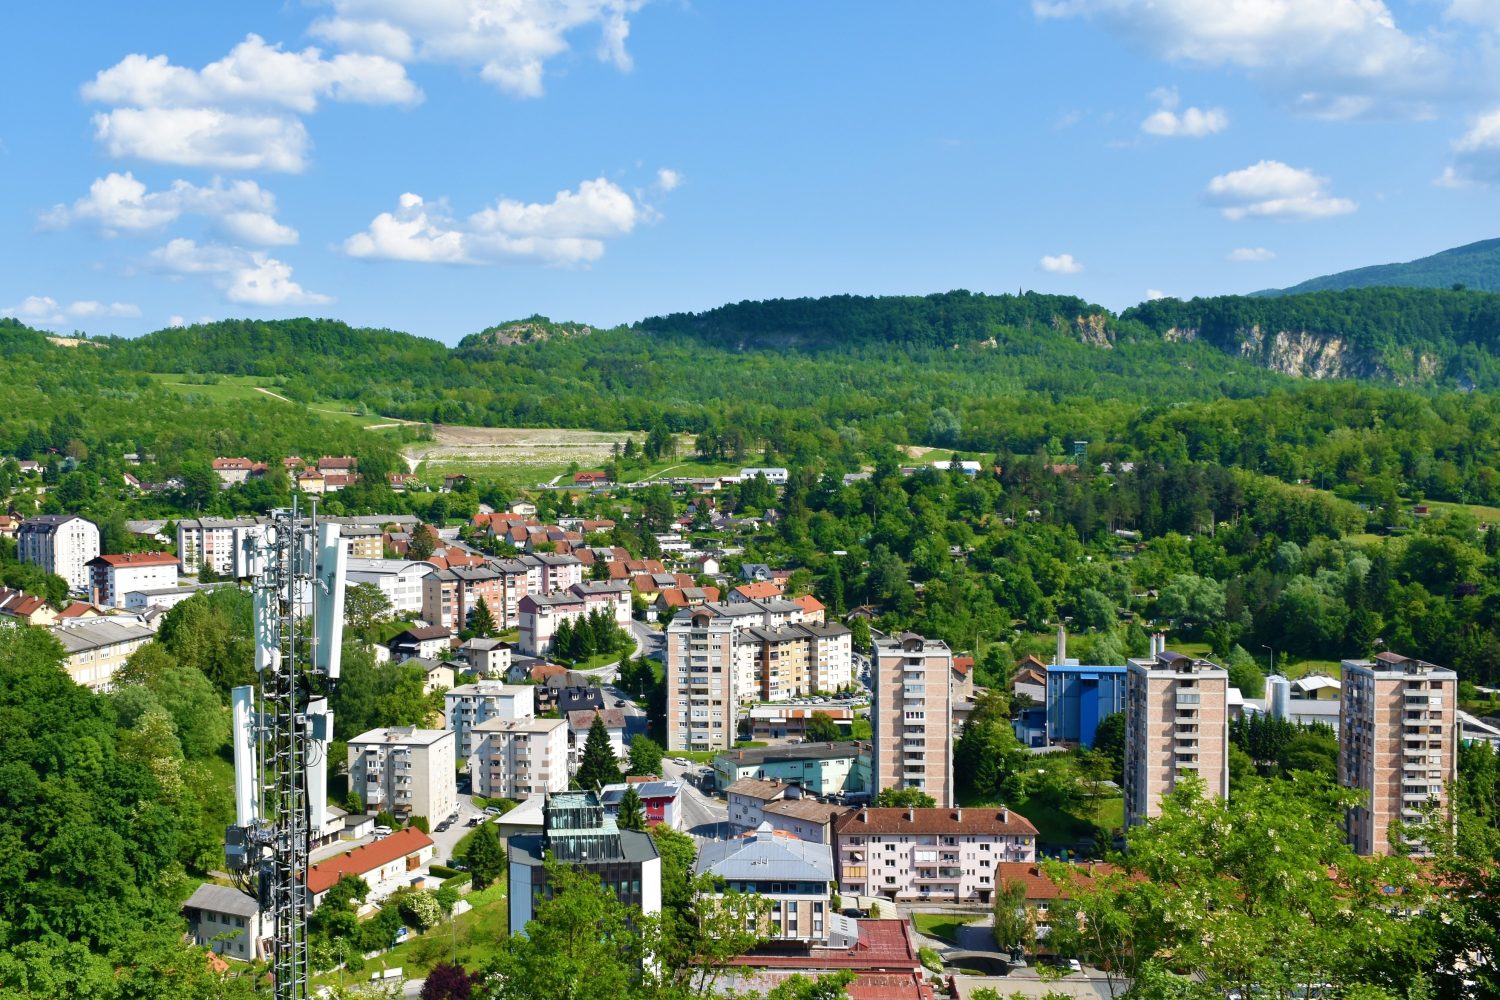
(42, 172, 297, 245)
(148, 238, 331, 305)
(1442, 108, 1500, 186)
(1033, 0, 1447, 119)
(1040, 253, 1084, 274)
(310, 0, 647, 98)
(1204, 160, 1357, 220)
(1141, 86, 1227, 137)
(1146, 288, 1169, 300)
(82, 34, 418, 172)
(91, 107, 311, 173)
(656, 168, 682, 191)
(1228, 247, 1277, 262)
(344, 178, 647, 266)
(2, 296, 140, 326)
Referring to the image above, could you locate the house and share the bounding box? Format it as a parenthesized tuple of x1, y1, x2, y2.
(0, 587, 56, 627)
(599, 780, 684, 830)
(737, 467, 789, 485)
(833, 806, 1038, 904)
(388, 472, 418, 492)
(389, 625, 453, 662)
(87, 552, 179, 608)
(318, 455, 358, 476)
(495, 796, 546, 840)
(400, 656, 456, 694)
(124, 582, 227, 612)
(762, 798, 850, 845)
(696, 832, 837, 944)
(730, 581, 784, 603)
(507, 791, 660, 936)
(347, 728, 457, 824)
(50, 616, 157, 689)
(791, 595, 826, 623)
(740, 563, 775, 583)
(713, 742, 873, 797)
(931, 459, 981, 476)
(0, 513, 21, 539)
(18, 514, 100, 593)
(748, 704, 855, 741)
(555, 683, 606, 717)
(296, 469, 326, 495)
(506, 499, 537, 516)
(305, 827, 435, 907)
(211, 457, 256, 487)
(572, 470, 612, 487)
(567, 708, 628, 768)
(182, 884, 262, 961)
(458, 636, 511, 678)
(469, 716, 569, 800)
(651, 586, 720, 619)
(444, 682, 536, 758)
(726, 778, 793, 834)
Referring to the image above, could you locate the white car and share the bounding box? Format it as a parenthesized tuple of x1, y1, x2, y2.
(372, 825, 393, 837)
(483, 806, 502, 816)
(1066, 959, 1082, 974)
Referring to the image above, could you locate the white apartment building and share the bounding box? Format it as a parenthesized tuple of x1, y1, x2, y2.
(175, 517, 271, 577)
(1124, 645, 1230, 828)
(570, 580, 633, 623)
(694, 833, 836, 944)
(458, 637, 511, 678)
(347, 727, 457, 823)
(469, 716, 569, 800)
(345, 558, 435, 617)
(445, 681, 536, 759)
(88, 552, 179, 608)
(50, 616, 158, 689)
(833, 806, 1038, 905)
(1340, 652, 1458, 856)
(518, 552, 584, 595)
(663, 600, 853, 752)
(18, 515, 100, 593)
(873, 633, 955, 808)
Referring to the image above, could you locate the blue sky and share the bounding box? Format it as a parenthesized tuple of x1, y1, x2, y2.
(4, 1, 1500, 342)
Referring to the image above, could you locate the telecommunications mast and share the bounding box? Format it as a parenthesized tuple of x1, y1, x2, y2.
(226, 498, 346, 1000)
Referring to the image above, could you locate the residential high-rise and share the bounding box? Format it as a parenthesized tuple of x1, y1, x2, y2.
(469, 716, 569, 801)
(444, 681, 535, 758)
(1124, 645, 1230, 828)
(872, 633, 954, 808)
(18, 514, 100, 593)
(1339, 652, 1458, 856)
(347, 727, 457, 825)
(666, 609, 740, 752)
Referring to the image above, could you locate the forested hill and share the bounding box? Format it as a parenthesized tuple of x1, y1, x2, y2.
(635, 290, 1131, 351)
(1261, 237, 1500, 296)
(1124, 287, 1500, 386)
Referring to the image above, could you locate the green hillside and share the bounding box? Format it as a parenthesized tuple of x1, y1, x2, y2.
(1262, 237, 1500, 296)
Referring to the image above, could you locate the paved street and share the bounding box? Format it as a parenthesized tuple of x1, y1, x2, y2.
(660, 757, 729, 839)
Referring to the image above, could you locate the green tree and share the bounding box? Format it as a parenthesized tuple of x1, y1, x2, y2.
(991, 877, 1032, 955)
(1090, 711, 1126, 784)
(805, 711, 841, 743)
(469, 597, 497, 638)
(345, 582, 394, 638)
(627, 735, 664, 777)
(576, 713, 624, 791)
(467, 822, 505, 891)
(875, 787, 936, 808)
(617, 785, 646, 831)
(765, 971, 856, 1000)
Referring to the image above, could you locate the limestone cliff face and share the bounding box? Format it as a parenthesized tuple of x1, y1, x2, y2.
(1164, 324, 1393, 380)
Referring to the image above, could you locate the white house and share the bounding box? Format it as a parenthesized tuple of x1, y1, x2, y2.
(567, 708, 628, 769)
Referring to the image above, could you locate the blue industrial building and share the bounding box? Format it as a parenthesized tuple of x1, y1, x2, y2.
(1045, 665, 1126, 747)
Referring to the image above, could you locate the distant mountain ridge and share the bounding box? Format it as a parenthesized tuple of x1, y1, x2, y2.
(1261, 238, 1500, 296)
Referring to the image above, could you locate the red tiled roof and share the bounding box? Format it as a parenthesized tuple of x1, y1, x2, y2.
(835, 806, 1038, 837)
(90, 552, 179, 568)
(57, 602, 104, 618)
(992, 861, 1121, 901)
(305, 827, 432, 895)
(793, 595, 825, 614)
(212, 457, 253, 470)
(318, 456, 358, 469)
(952, 655, 974, 676)
(733, 581, 783, 600)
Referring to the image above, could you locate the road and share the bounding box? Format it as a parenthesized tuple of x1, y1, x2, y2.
(659, 757, 730, 840)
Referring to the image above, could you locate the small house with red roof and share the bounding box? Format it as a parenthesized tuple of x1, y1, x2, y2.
(304, 826, 434, 907)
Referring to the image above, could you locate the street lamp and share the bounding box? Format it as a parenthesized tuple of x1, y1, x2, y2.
(1261, 644, 1275, 674)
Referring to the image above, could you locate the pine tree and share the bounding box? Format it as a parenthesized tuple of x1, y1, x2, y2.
(617, 785, 646, 831)
(469, 597, 496, 638)
(552, 617, 574, 661)
(576, 713, 623, 791)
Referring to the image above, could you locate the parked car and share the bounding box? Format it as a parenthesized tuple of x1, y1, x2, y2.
(1066, 959, 1082, 974)
(483, 806, 502, 816)
(372, 825, 393, 837)
(467, 816, 484, 827)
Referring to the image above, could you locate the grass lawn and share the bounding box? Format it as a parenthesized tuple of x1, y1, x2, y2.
(911, 912, 982, 945)
(1422, 499, 1500, 523)
(552, 648, 632, 671)
(417, 459, 576, 492)
(1279, 658, 1342, 679)
(615, 458, 741, 486)
(311, 881, 509, 991)
(149, 373, 403, 433)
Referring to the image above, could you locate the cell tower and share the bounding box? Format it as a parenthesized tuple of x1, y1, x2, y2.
(226, 498, 346, 1000)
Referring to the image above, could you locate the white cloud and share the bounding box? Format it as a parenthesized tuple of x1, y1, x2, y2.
(1040, 253, 1084, 274)
(311, 0, 647, 98)
(1446, 0, 1500, 32)
(82, 34, 418, 173)
(1146, 288, 1169, 300)
(1443, 108, 1500, 186)
(1204, 160, 1357, 220)
(83, 35, 420, 112)
(91, 107, 311, 173)
(1141, 87, 1227, 137)
(168, 315, 187, 328)
(42, 172, 297, 245)
(149, 238, 331, 305)
(1033, 0, 1446, 119)
(344, 177, 648, 266)
(2, 296, 140, 326)
(656, 168, 682, 192)
(1228, 247, 1277, 262)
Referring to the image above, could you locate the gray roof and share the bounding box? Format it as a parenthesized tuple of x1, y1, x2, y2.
(599, 780, 681, 806)
(693, 832, 833, 883)
(461, 637, 508, 651)
(349, 726, 453, 747)
(50, 617, 157, 653)
(346, 558, 435, 576)
(183, 883, 259, 918)
(716, 741, 870, 768)
(508, 828, 659, 867)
